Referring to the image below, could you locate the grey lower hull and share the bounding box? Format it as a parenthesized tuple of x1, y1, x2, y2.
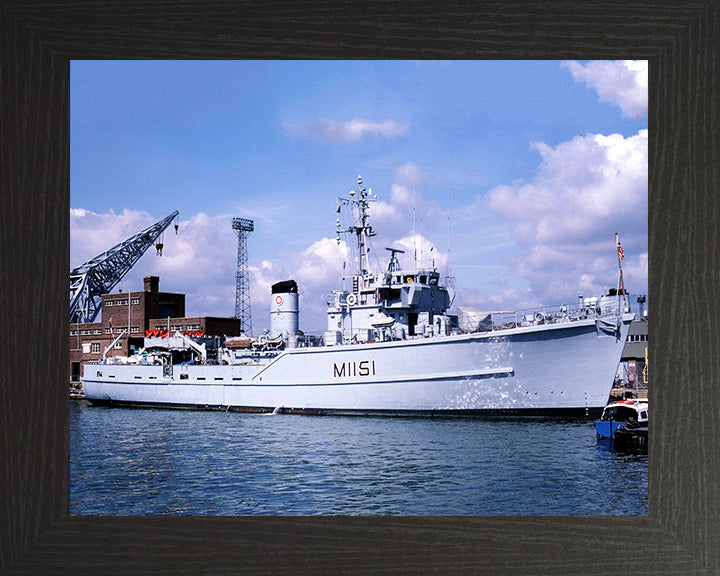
(85, 398, 604, 419)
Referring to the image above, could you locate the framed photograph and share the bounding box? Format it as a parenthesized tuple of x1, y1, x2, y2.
(1, 1, 716, 574)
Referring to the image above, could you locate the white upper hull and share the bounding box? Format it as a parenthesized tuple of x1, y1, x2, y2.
(82, 314, 633, 416)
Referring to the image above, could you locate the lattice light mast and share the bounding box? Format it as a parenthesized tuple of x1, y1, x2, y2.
(232, 217, 254, 335)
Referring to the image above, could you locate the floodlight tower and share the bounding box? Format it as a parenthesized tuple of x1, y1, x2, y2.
(232, 217, 254, 335)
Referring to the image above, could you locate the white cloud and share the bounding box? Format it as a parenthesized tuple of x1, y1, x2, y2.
(283, 237, 348, 290)
(453, 284, 535, 313)
(368, 162, 441, 234)
(489, 130, 647, 244)
(368, 199, 401, 229)
(70, 208, 157, 268)
(390, 234, 448, 272)
(484, 129, 648, 308)
(247, 260, 290, 332)
(390, 162, 425, 206)
(284, 118, 408, 143)
(562, 60, 648, 119)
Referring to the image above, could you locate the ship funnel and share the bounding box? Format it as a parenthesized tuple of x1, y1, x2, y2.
(270, 280, 299, 340)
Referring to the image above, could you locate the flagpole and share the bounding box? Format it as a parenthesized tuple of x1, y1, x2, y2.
(615, 231, 626, 312)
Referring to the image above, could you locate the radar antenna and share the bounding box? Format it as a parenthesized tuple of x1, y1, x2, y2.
(385, 247, 405, 273)
(336, 175, 377, 275)
(70, 210, 179, 324)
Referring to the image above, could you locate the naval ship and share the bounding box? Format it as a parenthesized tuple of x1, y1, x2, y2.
(82, 176, 634, 417)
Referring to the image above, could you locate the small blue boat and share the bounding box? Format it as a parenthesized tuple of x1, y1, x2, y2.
(595, 399, 648, 440)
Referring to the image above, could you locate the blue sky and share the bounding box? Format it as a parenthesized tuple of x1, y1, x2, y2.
(71, 60, 648, 333)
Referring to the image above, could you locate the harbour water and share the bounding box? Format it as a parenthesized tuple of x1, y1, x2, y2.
(70, 400, 648, 516)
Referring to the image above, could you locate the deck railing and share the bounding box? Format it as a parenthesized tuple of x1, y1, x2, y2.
(485, 298, 622, 332)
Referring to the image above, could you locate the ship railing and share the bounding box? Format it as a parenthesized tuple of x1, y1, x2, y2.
(487, 299, 621, 332)
(293, 298, 622, 343)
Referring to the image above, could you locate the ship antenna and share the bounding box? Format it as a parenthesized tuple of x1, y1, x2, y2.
(412, 206, 417, 270)
(447, 186, 451, 281)
(336, 175, 376, 275)
(418, 181, 423, 269)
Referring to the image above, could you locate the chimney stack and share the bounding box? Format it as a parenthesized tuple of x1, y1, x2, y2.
(144, 276, 159, 293)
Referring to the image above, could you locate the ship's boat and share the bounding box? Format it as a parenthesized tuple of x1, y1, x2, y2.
(595, 399, 649, 441)
(82, 176, 635, 417)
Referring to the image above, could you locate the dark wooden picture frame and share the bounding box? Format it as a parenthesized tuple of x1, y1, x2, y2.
(1, 2, 717, 574)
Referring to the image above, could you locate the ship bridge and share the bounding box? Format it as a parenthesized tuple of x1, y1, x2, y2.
(329, 187, 455, 345)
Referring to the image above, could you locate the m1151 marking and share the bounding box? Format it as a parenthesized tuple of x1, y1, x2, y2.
(333, 360, 376, 378)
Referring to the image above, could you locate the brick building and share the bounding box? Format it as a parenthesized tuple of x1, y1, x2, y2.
(69, 276, 241, 383)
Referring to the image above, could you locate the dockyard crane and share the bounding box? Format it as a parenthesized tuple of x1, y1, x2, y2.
(70, 210, 179, 324)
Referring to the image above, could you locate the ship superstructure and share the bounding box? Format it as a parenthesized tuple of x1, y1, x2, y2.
(82, 176, 634, 417)
(325, 177, 454, 346)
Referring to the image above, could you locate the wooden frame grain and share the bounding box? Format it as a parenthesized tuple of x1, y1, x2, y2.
(1, 1, 717, 574)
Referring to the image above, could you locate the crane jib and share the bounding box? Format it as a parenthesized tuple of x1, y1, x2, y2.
(69, 210, 179, 324)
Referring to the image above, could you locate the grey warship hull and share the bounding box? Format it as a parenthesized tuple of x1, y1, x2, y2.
(82, 313, 633, 417)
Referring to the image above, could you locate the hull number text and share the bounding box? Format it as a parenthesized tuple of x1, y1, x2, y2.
(333, 360, 376, 378)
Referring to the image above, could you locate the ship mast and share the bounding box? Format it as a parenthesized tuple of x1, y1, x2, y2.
(336, 175, 376, 275)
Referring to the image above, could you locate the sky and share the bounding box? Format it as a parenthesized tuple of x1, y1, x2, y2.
(71, 60, 648, 334)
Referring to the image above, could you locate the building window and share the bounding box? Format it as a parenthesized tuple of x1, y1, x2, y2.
(115, 327, 125, 334)
(93, 329, 102, 334)
(171, 325, 183, 331)
(131, 298, 140, 305)
(105, 301, 114, 307)
(117, 299, 128, 306)
(130, 326, 140, 333)
(187, 324, 201, 330)
(91, 343, 100, 353)
(114, 342, 122, 349)
(80, 329, 90, 335)
(70, 330, 78, 336)
(105, 328, 112, 334)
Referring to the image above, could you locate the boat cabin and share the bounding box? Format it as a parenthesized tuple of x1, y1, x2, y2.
(600, 400, 648, 424)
